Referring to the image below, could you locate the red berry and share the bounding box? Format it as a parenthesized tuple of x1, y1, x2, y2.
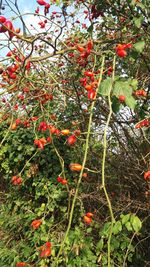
(118, 95, 126, 102)
(16, 263, 27, 267)
(86, 212, 94, 218)
(84, 71, 94, 77)
(31, 219, 42, 229)
(2, 20, 13, 32)
(61, 179, 68, 185)
(67, 135, 77, 145)
(57, 176, 63, 183)
(40, 247, 51, 258)
(0, 16, 6, 23)
(144, 171, 150, 180)
(87, 89, 96, 100)
(83, 215, 92, 225)
(87, 40, 93, 51)
(125, 43, 133, 49)
(76, 45, 85, 53)
(37, 0, 46, 5)
(117, 49, 127, 58)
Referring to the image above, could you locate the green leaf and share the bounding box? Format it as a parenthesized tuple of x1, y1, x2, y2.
(133, 17, 143, 28)
(98, 78, 111, 96)
(113, 221, 122, 235)
(129, 79, 138, 90)
(96, 239, 104, 252)
(100, 222, 111, 237)
(130, 215, 142, 232)
(87, 227, 92, 233)
(121, 214, 131, 225)
(113, 80, 132, 97)
(125, 95, 136, 110)
(112, 97, 120, 113)
(125, 221, 133, 231)
(17, 145, 22, 151)
(133, 41, 145, 53)
(136, 2, 145, 9)
(110, 237, 120, 249)
(112, 80, 136, 109)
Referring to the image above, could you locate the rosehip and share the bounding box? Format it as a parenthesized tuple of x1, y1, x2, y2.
(67, 135, 77, 145)
(31, 219, 42, 229)
(144, 171, 150, 180)
(87, 89, 96, 100)
(76, 45, 85, 53)
(0, 16, 6, 23)
(61, 129, 70, 135)
(61, 179, 68, 185)
(83, 215, 92, 225)
(118, 95, 126, 102)
(69, 163, 82, 171)
(84, 71, 94, 77)
(37, 0, 46, 5)
(86, 212, 94, 218)
(117, 49, 127, 57)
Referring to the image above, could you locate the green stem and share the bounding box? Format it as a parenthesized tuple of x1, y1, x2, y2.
(101, 55, 116, 267)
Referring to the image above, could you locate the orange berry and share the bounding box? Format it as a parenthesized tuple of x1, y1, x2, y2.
(86, 212, 94, 218)
(83, 215, 92, 225)
(61, 129, 70, 135)
(69, 163, 82, 171)
(11, 123, 17, 130)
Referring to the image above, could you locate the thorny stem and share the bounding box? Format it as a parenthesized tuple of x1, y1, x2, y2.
(101, 55, 116, 267)
(52, 56, 105, 266)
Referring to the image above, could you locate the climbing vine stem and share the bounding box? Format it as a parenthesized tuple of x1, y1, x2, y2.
(101, 55, 116, 267)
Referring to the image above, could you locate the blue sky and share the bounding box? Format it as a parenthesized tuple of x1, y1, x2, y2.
(0, 0, 63, 57)
(0, 0, 89, 58)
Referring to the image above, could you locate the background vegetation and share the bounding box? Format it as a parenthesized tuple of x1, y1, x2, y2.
(0, 0, 149, 266)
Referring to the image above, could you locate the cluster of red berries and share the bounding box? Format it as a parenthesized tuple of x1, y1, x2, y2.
(144, 171, 150, 180)
(75, 40, 93, 67)
(83, 212, 94, 225)
(135, 119, 149, 129)
(31, 219, 42, 229)
(38, 121, 48, 131)
(0, 16, 17, 39)
(36, 122, 80, 148)
(36, 0, 50, 15)
(11, 117, 39, 131)
(16, 236, 51, 266)
(39, 242, 52, 258)
(61, 129, 81, 146)
(38, 19, 48, 29)
(57, 176, 68, 185)
(76, 40, 93, 57)
(37, 122, 60, 135)
(16, 262, 27, 267)
(116, 43, 133, 58)
(79, 70, 99, 100)
(107, 66, 113, 76)
(6, 48, 23, 62)
(134, 89, 147, 97)
(34, 137, 51, 149)
(11, 176, 23, 186)
(35, 92, 53, 104)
